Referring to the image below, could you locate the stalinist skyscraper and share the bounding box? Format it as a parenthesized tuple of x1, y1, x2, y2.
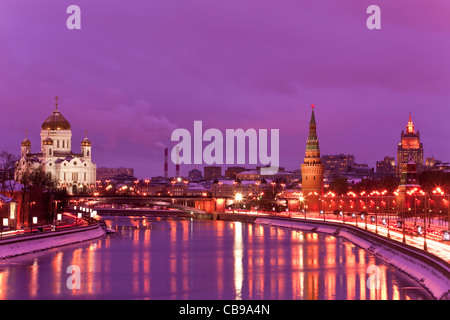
(301, 105, 324, 210)
(397, 113, 423, 175)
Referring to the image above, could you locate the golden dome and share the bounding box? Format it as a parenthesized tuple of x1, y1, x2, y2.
(21, 138, 31, 147)
(81, 137, 91, 146)
(81, 130, 91, 146)
(21, 131, 31, 146)
(41, 99, 71, 131)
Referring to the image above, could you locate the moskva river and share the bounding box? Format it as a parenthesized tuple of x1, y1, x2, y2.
(0, 217, 432, 300)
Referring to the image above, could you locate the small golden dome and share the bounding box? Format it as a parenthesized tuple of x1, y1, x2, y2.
(81, 137, 91, 146)
(21, 131, 31, 146)
(22, 138, 31, 147)
(43, 136, 54, 145)
(81, 130, 91, 146)
(21, 138, 31, 147)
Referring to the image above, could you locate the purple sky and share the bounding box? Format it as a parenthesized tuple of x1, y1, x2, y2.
(1, 0, 449, 178)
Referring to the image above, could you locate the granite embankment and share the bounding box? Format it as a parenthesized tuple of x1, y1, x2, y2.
(0, 224, 105, 259)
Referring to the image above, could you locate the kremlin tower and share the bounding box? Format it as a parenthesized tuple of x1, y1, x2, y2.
(301, 105, 324, 211)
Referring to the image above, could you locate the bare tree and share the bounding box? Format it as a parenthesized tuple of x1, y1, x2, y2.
(16, 164, 57, 227)
(0, 151, 20, 196)
(19, 165, 56, 190)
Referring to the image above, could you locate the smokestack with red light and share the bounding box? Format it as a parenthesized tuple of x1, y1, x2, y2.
(164, 148, 168, 179)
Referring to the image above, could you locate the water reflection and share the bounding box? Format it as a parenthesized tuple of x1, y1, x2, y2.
(234, 222, 243, 300)
(0, 217, 432, 300)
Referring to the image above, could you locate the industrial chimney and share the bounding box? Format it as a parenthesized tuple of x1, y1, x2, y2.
(164, 148, 168, 179)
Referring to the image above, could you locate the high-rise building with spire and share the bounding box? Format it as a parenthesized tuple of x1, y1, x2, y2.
(301, 105, 324, 206)
(397, 113, 423, 175)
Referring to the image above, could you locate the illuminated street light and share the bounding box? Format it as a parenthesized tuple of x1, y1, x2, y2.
(235, 193, 243, 214)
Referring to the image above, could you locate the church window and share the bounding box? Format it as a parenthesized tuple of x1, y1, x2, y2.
(87, 150, 90, 156)
(63, 141, 65, 148)
(57, 140, 60, 148)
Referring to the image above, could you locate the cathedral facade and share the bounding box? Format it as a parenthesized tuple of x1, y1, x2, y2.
(16, 98, 96, 194)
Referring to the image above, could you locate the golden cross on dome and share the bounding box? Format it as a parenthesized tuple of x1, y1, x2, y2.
(55, 96, 59, 109)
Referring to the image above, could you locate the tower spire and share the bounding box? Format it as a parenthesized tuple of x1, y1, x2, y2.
(307, 105, 318, 149)
(406, 112, 415, 134)
(54, 96, 59, 110)
(310, 105, 316, 125)
(301, 103, 325, 206)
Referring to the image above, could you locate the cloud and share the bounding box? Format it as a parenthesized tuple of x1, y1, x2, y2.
(84, 99, 177, 151)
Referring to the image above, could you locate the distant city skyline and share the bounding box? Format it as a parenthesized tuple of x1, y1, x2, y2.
(1, 1, 449, 178)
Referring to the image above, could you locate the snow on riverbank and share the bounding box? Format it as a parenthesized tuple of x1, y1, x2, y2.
(254, 217, 450, 300)
(0, 225, 106, 259)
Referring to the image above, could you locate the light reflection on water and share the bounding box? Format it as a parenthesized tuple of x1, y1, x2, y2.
(0, 217, 432, 300)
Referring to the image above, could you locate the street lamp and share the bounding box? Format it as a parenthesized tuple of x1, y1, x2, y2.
(235, 193, 243, 214)
(271, 182, 276, 196)
(299, 194, 305, 219)
(386, 197, 392, 238)
(347, 192, 357, 227)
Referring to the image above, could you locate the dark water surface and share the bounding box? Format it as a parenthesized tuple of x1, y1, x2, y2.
(0, 217, 432, 300)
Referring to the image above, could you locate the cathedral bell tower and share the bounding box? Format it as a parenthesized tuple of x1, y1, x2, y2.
(81, 130, 92, 159)
(21, 131, 31, 158)
(301, 105, 324, 211)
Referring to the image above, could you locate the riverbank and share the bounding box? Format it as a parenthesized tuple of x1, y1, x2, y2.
(250, 216, 450, 300)
(0, 224, 106, 259)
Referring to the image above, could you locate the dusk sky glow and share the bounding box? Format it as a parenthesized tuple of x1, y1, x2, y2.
(1, 0, 449, 178)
